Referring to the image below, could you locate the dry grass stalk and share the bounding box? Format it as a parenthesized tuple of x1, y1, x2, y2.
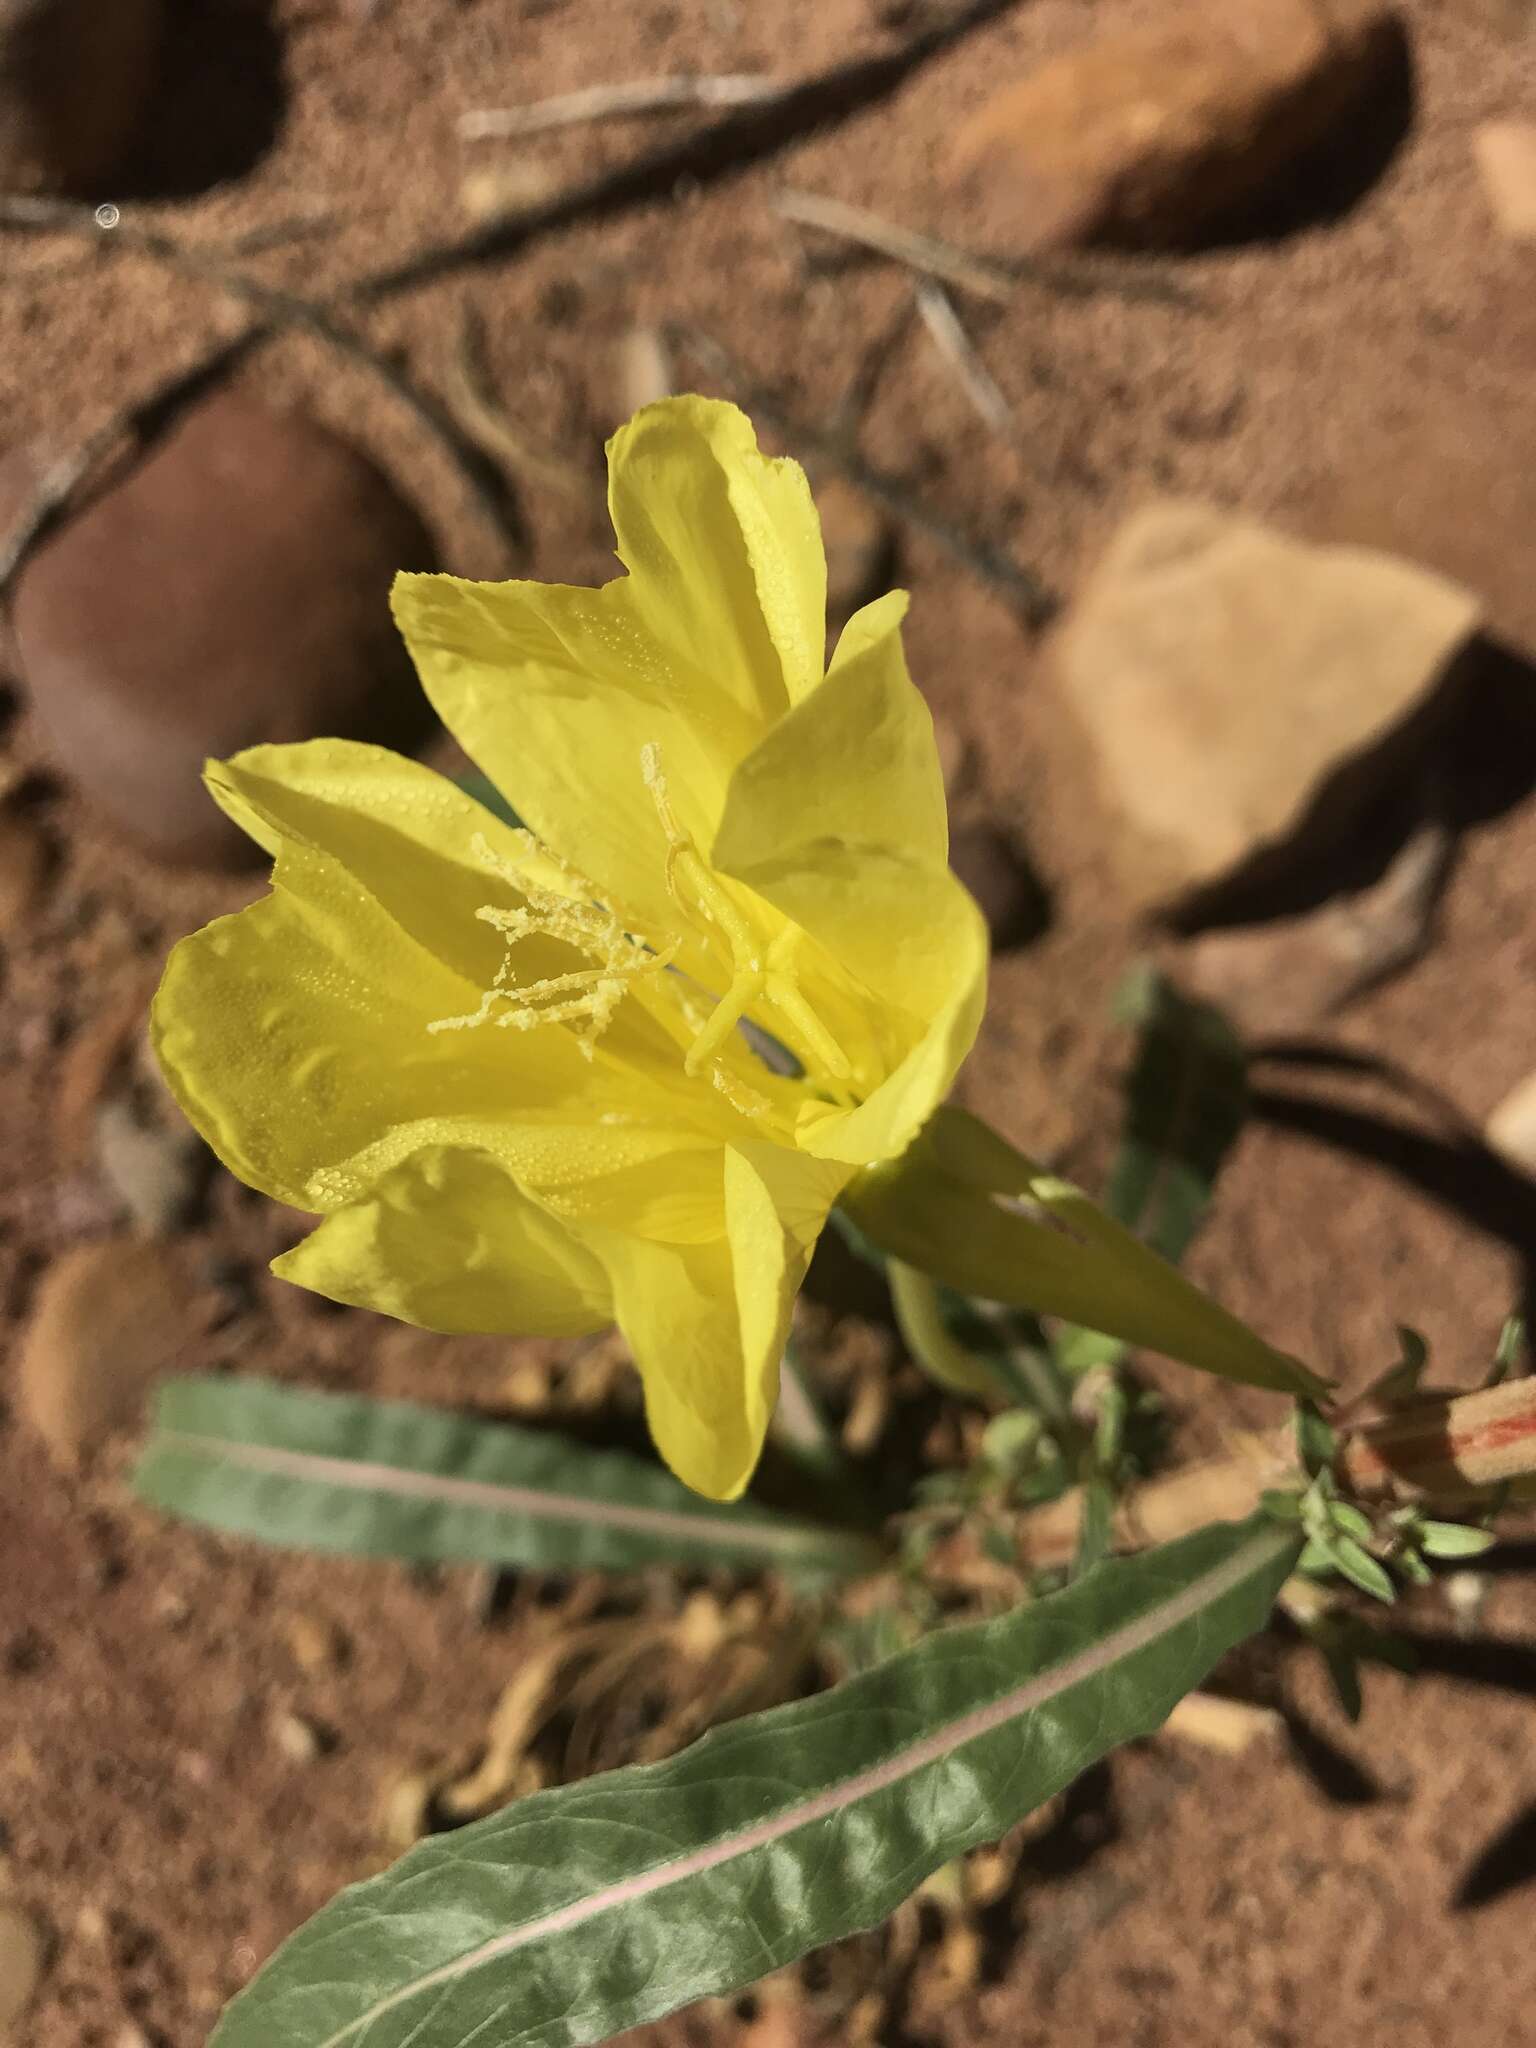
(458, 74, 779, 141)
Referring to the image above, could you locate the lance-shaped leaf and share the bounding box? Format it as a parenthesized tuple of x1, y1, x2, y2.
(209, 1513, 1298, 2048)
(846, 1106, 1327, 1400)
(135, 1377, 879, 1581)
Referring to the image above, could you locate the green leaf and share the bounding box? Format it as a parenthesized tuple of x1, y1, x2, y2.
(845, 1108, 1328, 1404)
(1418, 1520, 1496, 1560)
(1296, 1403, 1338, 1479)
(210, 1515, 1298, 2048)
(1074, 1479, 1114, 1578)
(1331, 1536, 1396, 1605)
(134, 1377, 879, 1583)
(1104, 964, 1250, 1265)
(888, 1260, 1015, 1401)
(1370, 1326, 1430, 1407)
(1259, 1488, 1305, 1523)
(454, 771, 523, 830)
(1328, 1502, 1375, 1546)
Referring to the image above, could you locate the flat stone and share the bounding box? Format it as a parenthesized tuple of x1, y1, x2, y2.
(0, 0, 164, 193)
(1474, 120, 1536, 240)
(5, 392, 437, 866)
(1054, 501, 1481, 913)
(17, 1238, 217, 1467)
(947, 0, 1400, 248)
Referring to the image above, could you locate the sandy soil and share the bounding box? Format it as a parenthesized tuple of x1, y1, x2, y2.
(4, 1, 1536, 2044)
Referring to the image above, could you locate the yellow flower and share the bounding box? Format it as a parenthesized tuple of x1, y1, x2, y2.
(152, 398, 988, 1500)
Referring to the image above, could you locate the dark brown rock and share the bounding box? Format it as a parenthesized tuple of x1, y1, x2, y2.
(947, 0, 1401, 250)
(0, 0, 164, 194)
(5, 393, 437, 865)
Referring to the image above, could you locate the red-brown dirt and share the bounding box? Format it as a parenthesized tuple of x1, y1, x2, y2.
(4, 3, 1536, 2045)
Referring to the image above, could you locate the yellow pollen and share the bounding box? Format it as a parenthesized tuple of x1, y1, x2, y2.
(428, 832, 673, 1060)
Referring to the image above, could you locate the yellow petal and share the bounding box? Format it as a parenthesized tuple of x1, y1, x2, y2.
(592, 1146, 813, 1500)
(392, 569, 725, 972)
(713, 589, 947, 881)
(273, 1145, 611, 1336)
(391, 400, 827, 954)
(788, 858, 988, 1165)
(153, 747, 710, 1213)
(709, 593, 987, 1163)
(606, 396, 826, 715)
(208, 740, 562, 995)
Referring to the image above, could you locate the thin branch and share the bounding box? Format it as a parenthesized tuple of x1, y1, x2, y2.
(775, 184, 1201, 309)
(912, 277, 1015, 436)
(777, 186, 1017, 303)
(458, 74, 780, 141)
(666, 322, 1058, 627)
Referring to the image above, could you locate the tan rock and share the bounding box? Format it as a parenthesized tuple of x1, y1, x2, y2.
(94, 1097, 204, 1238)
(1474, 121, 1536, 240)
(1055, 501, 1481, 912)
(1486, 1071, 1536, 1173)
(17, 1239, 216, 1467)
(948, 0, 1400, 248)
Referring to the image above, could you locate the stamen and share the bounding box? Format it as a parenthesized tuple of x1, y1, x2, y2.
(429, 832, 672, 1060)
(641, 741, 856, 1094)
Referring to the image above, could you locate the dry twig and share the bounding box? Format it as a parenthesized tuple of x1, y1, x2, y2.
(776, 185, 1200, 309)
(912, 277, 1015, 437)
(459, 74, 780, 141)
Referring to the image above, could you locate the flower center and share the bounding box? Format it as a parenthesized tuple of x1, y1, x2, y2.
(427, 831, 678, 1059)
(640, 744, 853, 1094)
(430, 754, 856, 1121)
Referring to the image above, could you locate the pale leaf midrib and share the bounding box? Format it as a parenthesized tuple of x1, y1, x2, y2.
(156, 1430, 848, 1561)
(311, 1522, 1289, 2048)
